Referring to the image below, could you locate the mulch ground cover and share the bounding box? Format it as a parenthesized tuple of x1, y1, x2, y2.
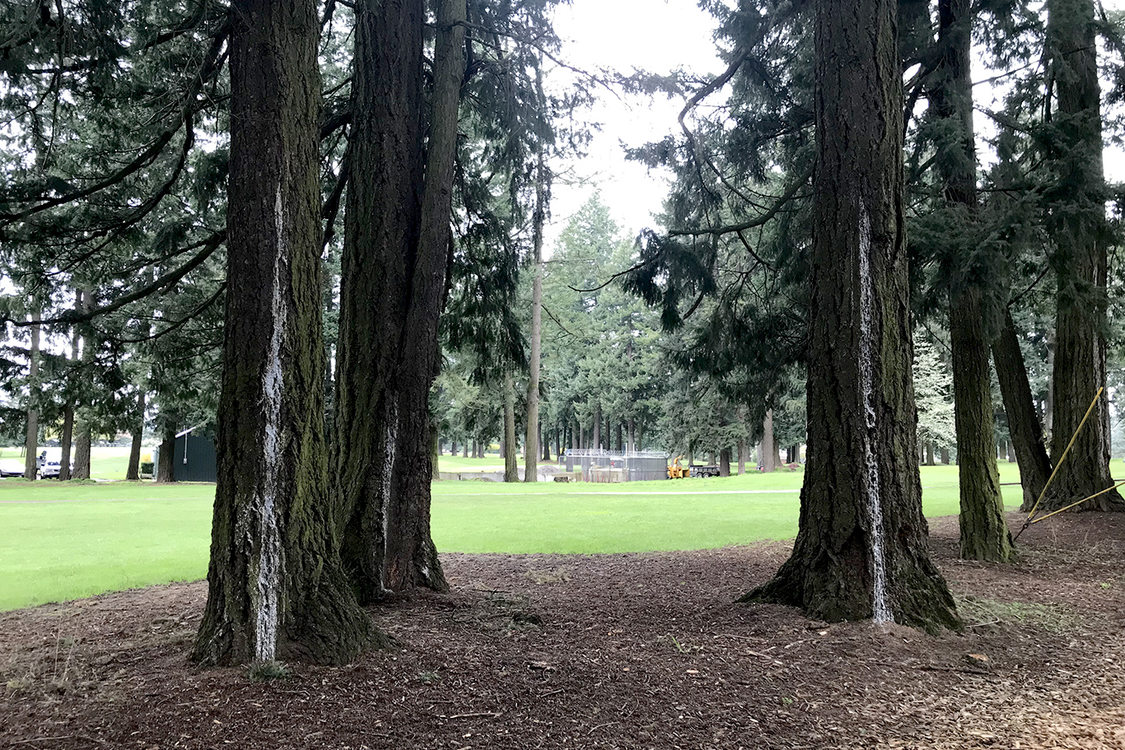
(2, 511, 1123, 749)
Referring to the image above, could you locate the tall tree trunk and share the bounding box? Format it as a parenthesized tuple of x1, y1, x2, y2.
(503, 372, 518, 482)
(745, 0, 960, 630)
(524, 84, 547, 482)
(1042, 0, 1123, 511)
(193, 0, 372, 666)
(381, 0, 465, 593)
(933, 0, 1012, 560)
(335, 0, 426, 603)
(23, 310, 41, 481)
(58, 294, 81, 482)
(737, 437, 747, 475)
(71, 291, 94, 481)
(58, 405, 74, 482)
(542, 423, 551, 461)
(592, 405, 601, 450)
(760, 409, 779, 472)
(924, 442, 935, 466)
(125, 390, 146, 481)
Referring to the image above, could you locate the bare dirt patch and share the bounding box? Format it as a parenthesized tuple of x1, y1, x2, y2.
(2, 512, 1123, 749)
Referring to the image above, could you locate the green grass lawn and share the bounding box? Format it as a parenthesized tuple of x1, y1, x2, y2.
(0, 463, 1026, 611)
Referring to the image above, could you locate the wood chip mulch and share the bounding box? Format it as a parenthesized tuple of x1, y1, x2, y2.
(2, 511, 1123, 749)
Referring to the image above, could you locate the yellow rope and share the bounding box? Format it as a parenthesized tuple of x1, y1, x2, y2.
(1028, 480, 1125, 525)
(1025, 386, 1103, 521)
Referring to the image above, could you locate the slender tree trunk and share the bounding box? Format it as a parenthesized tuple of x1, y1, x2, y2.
(503, 372, 518, 482)
(524, 86, 547, 482)
(126, 390, 146, 480)
(71, 290, 94, 481)
(58, 405, 74, 481)
(1042, 0, 1123, 511)
(592, 407, 600, 450)
(58, 295, 81, 482)
(737, 437, 747, 474)
(193, 0, 372, 666)
(381, 0, 466, 593)
(745, 0, 960, 630)
(932, 0, 1012, 560)
(542, 423, 551, 461)
(23, 311, 41, 481)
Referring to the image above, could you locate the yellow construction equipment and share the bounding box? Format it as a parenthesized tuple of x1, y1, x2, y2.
(667, 455, 689, 479)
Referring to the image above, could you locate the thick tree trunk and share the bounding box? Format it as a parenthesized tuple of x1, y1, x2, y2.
(193, 0, 372, 666)
(72, 423, 92, 480)
(503, 372, 518, 482)
(737, 437, 747, 475)
(155, 423, 176, 483)
(940, 446, 950, 464)
(335, 0, 426, 603)
(719, 448, 732, 477)
(760, 409, 778, 472)
(933, 0, 1012, 560)
(924, 442, 935, 466)
(745, 0, 960, 631)
(1042, 0, 1123, 512)
(126, 390, 146, 481)
(23, 312, 41, 481)
(381, 0, 465, 593)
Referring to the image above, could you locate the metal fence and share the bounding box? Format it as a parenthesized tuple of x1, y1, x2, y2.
(562, 449, 668, 482)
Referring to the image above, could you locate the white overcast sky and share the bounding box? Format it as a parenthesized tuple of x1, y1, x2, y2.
(545, 0, 1125, 252)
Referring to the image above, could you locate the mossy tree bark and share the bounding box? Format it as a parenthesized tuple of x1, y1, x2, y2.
(931, 0, 1012, 561)
(1042, 0, 1124, 512)
(335, 0, 425, 603)
(193, 0, 372, 666)
(337, 0, 464, 597)
(744, 0, 960, 631)
(992, 308, 1053, 510)
(382, 0, 464, 593)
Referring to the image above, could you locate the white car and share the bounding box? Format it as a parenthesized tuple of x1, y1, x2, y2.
(39, 460, 67, 479)
(0, 459, 26, 477)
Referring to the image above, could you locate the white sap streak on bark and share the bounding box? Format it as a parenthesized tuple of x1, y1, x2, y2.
(379, 399, 397, 593)
(254, 186, 287, 662)
(857, 202, 892, 625)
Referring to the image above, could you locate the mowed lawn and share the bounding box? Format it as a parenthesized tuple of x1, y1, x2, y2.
(0, 463, 1026, 611)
